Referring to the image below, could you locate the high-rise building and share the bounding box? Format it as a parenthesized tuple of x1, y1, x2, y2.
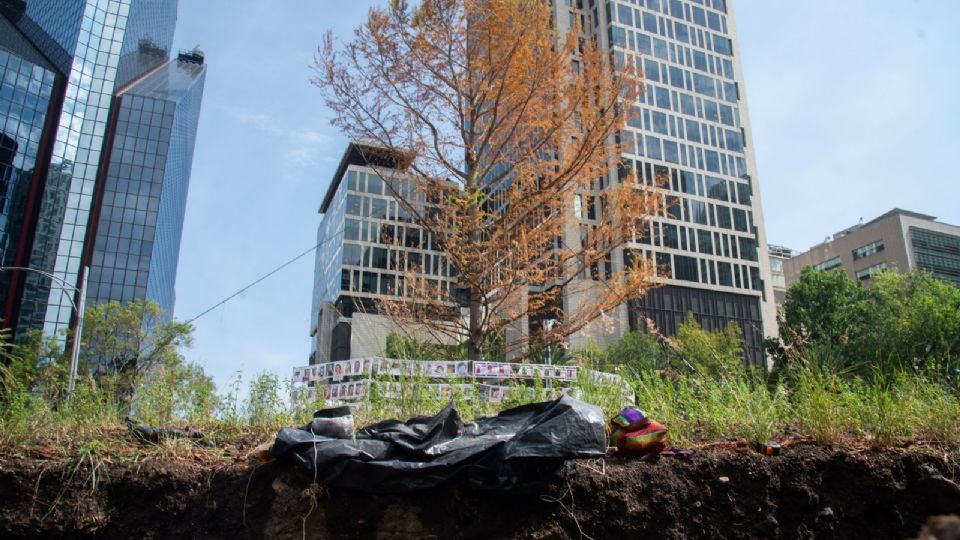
(783, 209, 960, 289)
(552, 0, 775, 364)
(309, 143, 459, 362)
(0, 0, 205, 340)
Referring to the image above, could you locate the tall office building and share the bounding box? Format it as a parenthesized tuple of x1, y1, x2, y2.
(552, 0, 775, 364)
(0, 0, 205, 340)
(310, 143, 458, 362)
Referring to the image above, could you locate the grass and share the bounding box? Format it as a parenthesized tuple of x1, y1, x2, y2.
(1, 358, 959, 463)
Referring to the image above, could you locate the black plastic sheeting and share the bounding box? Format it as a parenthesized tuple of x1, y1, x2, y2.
(270, 396, 607, 493)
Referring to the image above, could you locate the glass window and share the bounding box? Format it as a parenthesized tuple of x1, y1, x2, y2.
(643, 11, 657, 32)
(680, 170, 697, 194)
(344, 219, 360, 241)
(674, 21, 689, 42)
(705, 176, 727, 201)
(346, 194, 362, 216)
(669, 66, 685, 89)
(719, 104, 735, 126)
(856, 262, 887, 281)
(723, 81, 738, 102)
(703, 99, 719, 122)
(738, 237, 757, 261)
(716, 204, 732, 229)
(653, 38, 668, 60)
(692, 6, 706, 26)
(813, 257, 843, 272)
(656, 252, 672, 278)
(717, 261, 733, 286)
(404, 227, 421, 248)
(655, 86, 671, 109)
(618, 3, 633, 25)
(372, 247, 388, 269)
(651, 111, 668, 134)
(663, 140, 679, 163)
(690, 200, 708, 225)
(693, 50, 707, 72)
(645, 136, 662, 160)
(675, 255, 699, 282)
(852, 240, 885, 260)
(694, 73, 715, 97)
(707, 12, 722, 31)
(733, 208, 748, 232)
(636, 33, 652, 55)
(680, 93, 696, 116)
(704, 150, 721, 173)
(697, 229, 713, 254)
(343, 243, 361, 265)
(367, 174, 383, 195)
(725, 129, 743, 152)
(380, 273, 395, 295)
(713, 34, 732, 56)
(644, 59, 660, 82)
(684, 119, 701, 143)
(361, 272, 376, 292)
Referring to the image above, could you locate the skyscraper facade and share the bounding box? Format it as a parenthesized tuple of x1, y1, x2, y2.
(0, 0, 205, 339)
(310, 143, 459, 362)
(553, 0, 775, 364)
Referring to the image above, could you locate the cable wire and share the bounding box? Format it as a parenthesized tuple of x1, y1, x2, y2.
(184, 228, 344, 326)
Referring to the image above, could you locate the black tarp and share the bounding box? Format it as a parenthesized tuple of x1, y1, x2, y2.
(270, 396, 607, 493)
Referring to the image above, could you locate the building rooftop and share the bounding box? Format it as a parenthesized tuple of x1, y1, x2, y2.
(319, 142, 411, 213)
(768, 244, 794, 258)
(832, 208, 939, 240)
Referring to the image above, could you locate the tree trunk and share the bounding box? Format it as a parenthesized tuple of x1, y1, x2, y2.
(469, 291, 483, 360)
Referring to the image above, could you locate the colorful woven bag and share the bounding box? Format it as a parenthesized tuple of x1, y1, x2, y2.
(610, 407, 651, 431)
(610, 420, 668, 456)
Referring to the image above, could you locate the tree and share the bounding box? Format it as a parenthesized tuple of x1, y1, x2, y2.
(672, 313, 744, 380)
(314, 0, 659, 360)
(778, 267, 960, 374)
(601, 330, 665, 373)
(81, 300, 194, 380)
(867, 270, 960, 370)
(782, 266, 870, 349)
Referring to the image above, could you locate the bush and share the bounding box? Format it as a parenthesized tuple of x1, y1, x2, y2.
(778, 268, 960, 375)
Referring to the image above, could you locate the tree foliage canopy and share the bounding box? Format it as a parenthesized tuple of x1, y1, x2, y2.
(777, 268, 960, 374)
(81, 299, 194, 376)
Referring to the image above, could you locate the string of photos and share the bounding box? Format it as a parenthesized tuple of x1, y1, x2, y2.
(291, 358, 626, 404)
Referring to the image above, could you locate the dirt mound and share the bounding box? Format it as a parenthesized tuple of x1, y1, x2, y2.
(0, 443, 957, 539)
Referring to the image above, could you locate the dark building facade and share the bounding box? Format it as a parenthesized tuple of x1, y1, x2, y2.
(0, 0, 204, 340)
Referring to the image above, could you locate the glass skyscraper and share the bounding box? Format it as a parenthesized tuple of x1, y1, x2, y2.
(553, 0, 775, 363)
(0, 0, 205, 339)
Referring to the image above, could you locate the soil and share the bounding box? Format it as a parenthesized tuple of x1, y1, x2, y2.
(0, 441, 958, 539)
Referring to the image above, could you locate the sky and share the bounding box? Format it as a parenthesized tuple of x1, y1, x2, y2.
(169, 0, 960, 393)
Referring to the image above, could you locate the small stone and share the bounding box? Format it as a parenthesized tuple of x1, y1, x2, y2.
(819, 507, 834, 518)
(718, 476, 730, 484)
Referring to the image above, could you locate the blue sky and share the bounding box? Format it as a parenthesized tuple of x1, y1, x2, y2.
(170, 1, 960, 392)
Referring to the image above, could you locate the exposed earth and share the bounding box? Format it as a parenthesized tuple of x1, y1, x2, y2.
(0, 440, 958, 539)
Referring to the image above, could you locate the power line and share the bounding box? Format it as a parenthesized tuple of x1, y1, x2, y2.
(184, 228, 343, 326)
